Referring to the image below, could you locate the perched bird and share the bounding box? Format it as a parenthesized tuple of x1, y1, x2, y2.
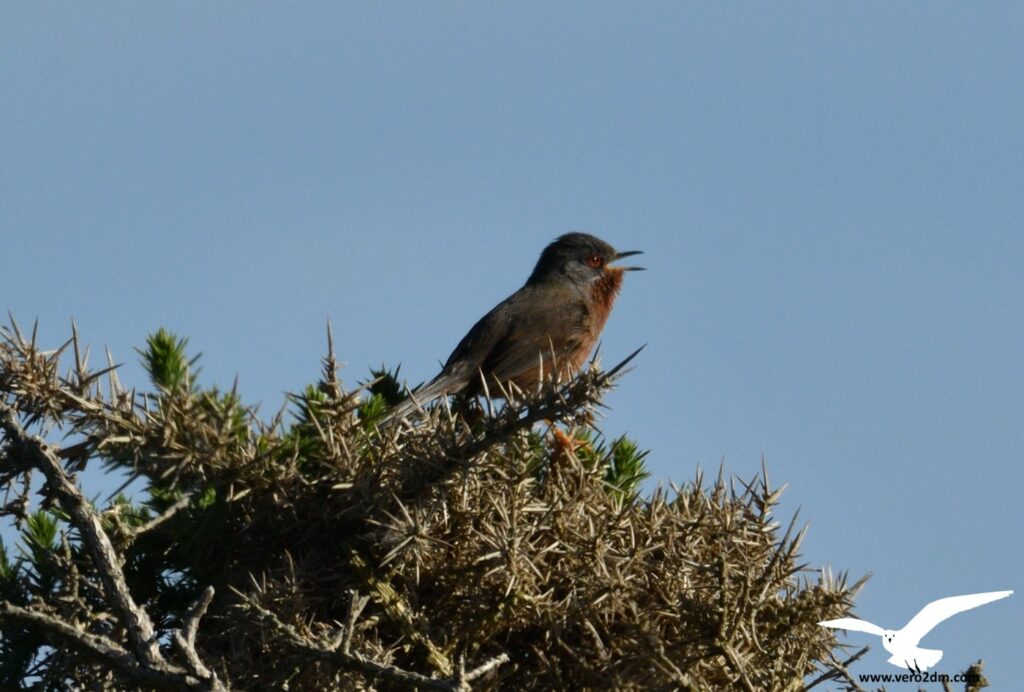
(819, 590, 1013, 671)
(384, 232, 643, 422)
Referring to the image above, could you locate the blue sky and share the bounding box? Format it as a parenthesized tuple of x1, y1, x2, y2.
(3, 2, 1022, 685)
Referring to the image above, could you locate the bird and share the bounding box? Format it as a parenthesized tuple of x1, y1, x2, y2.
(819, 590, 1012, 671)
(383, 232, 643, 423)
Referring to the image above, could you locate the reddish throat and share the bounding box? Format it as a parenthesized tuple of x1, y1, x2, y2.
(590, 267, 625, 335)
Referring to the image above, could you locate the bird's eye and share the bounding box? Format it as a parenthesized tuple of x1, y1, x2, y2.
(585, 254, 603, 268)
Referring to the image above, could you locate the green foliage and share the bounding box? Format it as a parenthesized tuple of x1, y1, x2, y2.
(358, 392, 389, 426)
(105, 494, 151, 531)
(194, 484, 217, 511)
(570, 429, 651, 499)
(367, 364, 406, 406)
(357, 365, 405, 426)
(145, 484, 186, 514)
(294, 383, 330, 426)
(22, 510, 59, 556)
(0, 537, 32, 688)
(0, 537, 16, 589)
(198, 386, 250, 445)
(603, 434, 650, 495)
(138, 328, 198, 392)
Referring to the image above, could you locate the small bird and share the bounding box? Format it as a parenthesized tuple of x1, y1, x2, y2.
(385, 232, 643, 422)
(819, 590, 1013, 671)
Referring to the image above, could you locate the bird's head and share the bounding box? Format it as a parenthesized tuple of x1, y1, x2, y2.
(880, 630, 901, 653)
(527, 232, 644, 287)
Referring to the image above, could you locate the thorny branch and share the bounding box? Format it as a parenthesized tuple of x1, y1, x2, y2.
(240, 590, 508, 691)
(173, 587, 218, 684)
(0, 602, 192, 690)
(128, 490, 195, 546)
(805, 645, 870, 691)
(390, 345, 646, 499)
(0, 402, 224, 691)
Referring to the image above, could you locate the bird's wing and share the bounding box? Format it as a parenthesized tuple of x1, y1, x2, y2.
(438, 294, 522, 386)
(900, 590, 1012, 645)
(396, 282, 585, 412)
(818, 618, 886, 636)
(382, 294, 520, 423)
(475, 284, 585, 385)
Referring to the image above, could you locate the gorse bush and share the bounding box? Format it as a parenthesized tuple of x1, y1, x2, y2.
(1, 318, 885, 690)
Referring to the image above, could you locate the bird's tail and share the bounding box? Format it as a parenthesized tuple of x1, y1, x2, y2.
(889, 648, 942, 672)
(377, 374, 456, 427)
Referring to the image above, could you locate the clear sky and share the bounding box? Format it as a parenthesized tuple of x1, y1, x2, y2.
(3, 2, 1021, 685)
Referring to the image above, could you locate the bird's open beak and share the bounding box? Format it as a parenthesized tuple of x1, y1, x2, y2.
(612, 249, 645, 272)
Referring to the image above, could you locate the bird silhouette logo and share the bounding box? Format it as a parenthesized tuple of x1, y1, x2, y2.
(819, 590, 1012, 671)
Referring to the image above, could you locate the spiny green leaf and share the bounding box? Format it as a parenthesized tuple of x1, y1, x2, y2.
(199, 387, 251, 442)
(294, 384, 329, 426)
(604, 434, 650, 497)
(358, 392, 389, 426)
(23, 510, 60, 553)
(138, 328, 199, 392)
(0, 537, 12, 582)
(196, 485, 217, 510)
(367, 364, 405, 406)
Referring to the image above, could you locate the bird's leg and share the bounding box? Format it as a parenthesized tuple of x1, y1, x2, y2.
(547, 423, 590, 463)
(451, 394, 486, 430)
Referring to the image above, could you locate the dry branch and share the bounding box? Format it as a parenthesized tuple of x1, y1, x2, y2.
(0, 602, 192, 691)
(241, 591, 508, 691)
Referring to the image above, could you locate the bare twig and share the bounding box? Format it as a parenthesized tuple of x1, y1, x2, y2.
(721, 642, 758, 692)
(0, 602, 223, 691)
(805, 645, 870, 691)
(173, 587, 218, 684)
(129, 490, 195, 545)
(243, 595, 508, 691)
(459, 652, 509, 685)
(341, 589, 369, 655)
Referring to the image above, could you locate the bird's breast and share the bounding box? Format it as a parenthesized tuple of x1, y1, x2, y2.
(588, 268, 625, 336)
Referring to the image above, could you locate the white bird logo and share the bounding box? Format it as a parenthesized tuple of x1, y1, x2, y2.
(819, 590, 1012, 671)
